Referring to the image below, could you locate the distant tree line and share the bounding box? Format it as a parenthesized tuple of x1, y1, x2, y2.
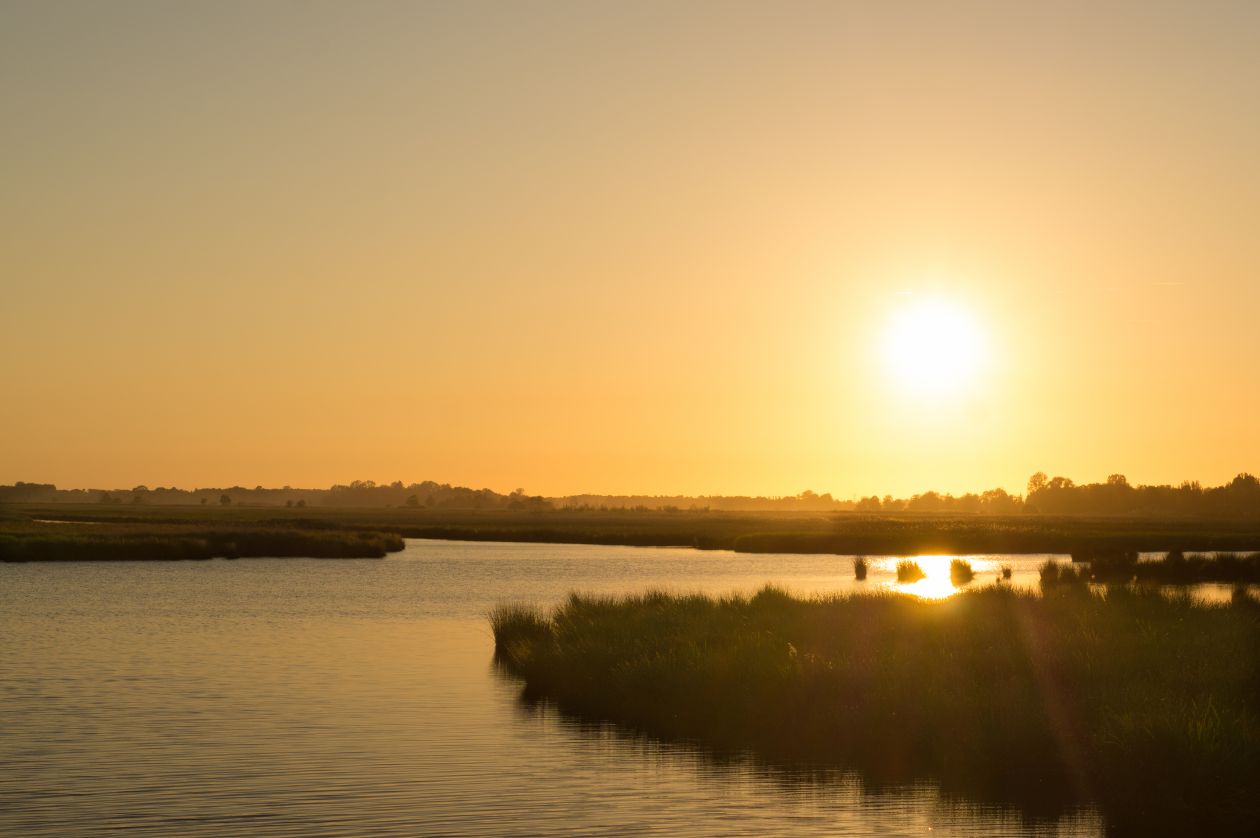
(0, 480, 551, 511)
(852, 472, 1260, 518)
(1022, 471, 1260, 517)
(2, 473, 1258, 517)
(326, 480, 551, 510)
(854, 487, 1023, 515)
(558, 489, 846, 513)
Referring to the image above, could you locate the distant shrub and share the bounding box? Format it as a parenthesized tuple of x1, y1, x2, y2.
(854, 557, 868, 580)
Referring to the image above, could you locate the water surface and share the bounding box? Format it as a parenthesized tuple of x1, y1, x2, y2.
(2, 540, 1113, 836)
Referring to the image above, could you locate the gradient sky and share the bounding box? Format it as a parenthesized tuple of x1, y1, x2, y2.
(3, 1, 1258, 497)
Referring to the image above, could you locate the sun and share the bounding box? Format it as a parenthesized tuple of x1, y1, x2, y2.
(882, 297, 986, 397)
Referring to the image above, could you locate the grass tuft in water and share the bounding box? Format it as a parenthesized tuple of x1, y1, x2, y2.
(949, 558, 975, 585)
(895, 559, 925, 583)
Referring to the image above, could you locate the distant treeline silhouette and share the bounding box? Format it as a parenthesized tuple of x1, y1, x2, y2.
(558, 489, 846, 512)
(0, 480, 551, 511)
(854, 472, 1260, 518)
(2, 472, 1258, 517)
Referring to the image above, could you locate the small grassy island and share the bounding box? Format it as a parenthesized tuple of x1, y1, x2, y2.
(0, 513, 404, 561)
(492, 585, 1259, 836)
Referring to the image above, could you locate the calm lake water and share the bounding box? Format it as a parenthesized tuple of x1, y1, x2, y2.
(0, 540, 1138, 836)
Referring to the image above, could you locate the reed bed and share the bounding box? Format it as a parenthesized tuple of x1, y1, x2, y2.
(493, 586, 1259, 835)
(0, 520, 404, 561)
(11, 503, 1260, 561)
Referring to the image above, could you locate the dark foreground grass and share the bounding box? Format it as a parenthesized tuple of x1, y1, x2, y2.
(492, 586, 1259, 836)
(0, 519, 404, 561)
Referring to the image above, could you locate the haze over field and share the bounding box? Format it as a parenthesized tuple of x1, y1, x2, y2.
(3, 0, 1258, 498)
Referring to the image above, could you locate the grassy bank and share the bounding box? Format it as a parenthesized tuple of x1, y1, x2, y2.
(1074, 550, 1260, 584)
(10, 504, 1260, 561)
(0, 518, 404, 561)
(492, 586, 1259, 835)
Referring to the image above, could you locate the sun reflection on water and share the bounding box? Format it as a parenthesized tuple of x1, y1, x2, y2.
(882, 555, 998, 599)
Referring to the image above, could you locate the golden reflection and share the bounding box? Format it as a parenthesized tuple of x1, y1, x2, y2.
(883, 555, 996, 600)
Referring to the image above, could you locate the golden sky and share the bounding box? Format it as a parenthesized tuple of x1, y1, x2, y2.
(3, 1, 1258, 498)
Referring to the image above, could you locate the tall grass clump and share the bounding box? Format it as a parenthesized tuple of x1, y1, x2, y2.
(490, 604, 553, 647)
(949, 558, 975, 585)
(895, 559, 925, 583)
(1000, 564, 1013, 580)
(492, 586, 1259, 835)
(1039, 559, 1088, 590)
(853, 556, 868, 580)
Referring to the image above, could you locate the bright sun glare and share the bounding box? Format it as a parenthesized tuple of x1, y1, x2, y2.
(882, 297, 986, 397)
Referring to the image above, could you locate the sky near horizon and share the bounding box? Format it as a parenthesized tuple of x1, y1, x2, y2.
(3, 1, 1259, 498)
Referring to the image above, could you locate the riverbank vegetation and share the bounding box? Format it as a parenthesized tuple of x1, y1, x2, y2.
(492, 586, 1259, 835)
(1054, 551, 1260, 585)
(0, 517, 404, 561)
(7, 504, 1260, 563)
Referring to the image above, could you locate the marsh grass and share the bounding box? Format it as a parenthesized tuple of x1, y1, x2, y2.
(489, 604, 551, 644)
(0, 519, 403, 561)
(949, 558, 975, 585)
(853, 557, 868, 580)
(492, 586, 1259, 835)
(1039, 559, 1089, 589)
(1137, 551, 1260, 584)
(1058, 551, 1260, 586)
(895, 559, 925, 582)
(12, 503, 1260, 560)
